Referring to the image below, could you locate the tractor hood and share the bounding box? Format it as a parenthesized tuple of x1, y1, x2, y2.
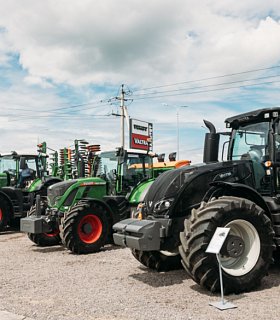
(0, 172, 7, 188)
(48, 179, 78, 205)
(145, 160, 254, 218)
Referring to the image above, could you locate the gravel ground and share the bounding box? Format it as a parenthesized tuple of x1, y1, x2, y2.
(1, 227, 280, 320)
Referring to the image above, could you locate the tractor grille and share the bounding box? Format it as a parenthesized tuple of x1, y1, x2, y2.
(48, 180, 77, 205)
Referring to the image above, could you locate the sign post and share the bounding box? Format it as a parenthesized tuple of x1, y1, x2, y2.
(206, 227, 237, 310)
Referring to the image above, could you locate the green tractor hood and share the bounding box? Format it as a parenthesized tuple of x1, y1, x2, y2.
(0, 172, 7, 188)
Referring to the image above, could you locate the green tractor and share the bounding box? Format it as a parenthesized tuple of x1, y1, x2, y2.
(21, 147, 190, 253)
(0, 142, 62, 231)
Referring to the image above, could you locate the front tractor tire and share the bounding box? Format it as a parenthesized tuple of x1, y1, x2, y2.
(131, 248, 183, 272)
(63, 201, 109, 254)
(179, 196, 275, 294)
(27, 203, 61, 246)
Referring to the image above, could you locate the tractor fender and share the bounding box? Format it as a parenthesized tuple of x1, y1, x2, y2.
(0, 190, 15, 219)
(80, 198, 116, 226)
(203, 181, 272, 220)
(34, 177, 62, 195)
(43, 177, 62, 187)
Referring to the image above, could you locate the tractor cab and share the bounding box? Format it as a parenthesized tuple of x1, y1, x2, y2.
(0, 152, 48, 189)
(225, 108, 280, 196)
(92, 149, 153, 198)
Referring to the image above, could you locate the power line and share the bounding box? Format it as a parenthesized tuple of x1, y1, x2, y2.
(4, 75, 280, 121)
(131, 74, 280, 98)
(131, 79, 280, 101)
(0, 99, 111, 114)
(3, 65, 280, 120)
(3, 101, 113, 121)
(7, 114, 115, 122)
(132, 65, 280, 92)
(47, 99, 112, 112)
(25, 66, 280, 115)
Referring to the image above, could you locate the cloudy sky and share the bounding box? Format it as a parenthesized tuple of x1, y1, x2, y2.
(1, 0, 280, 164)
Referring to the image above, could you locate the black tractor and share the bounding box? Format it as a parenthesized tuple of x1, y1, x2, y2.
(113, 107, 280, 294)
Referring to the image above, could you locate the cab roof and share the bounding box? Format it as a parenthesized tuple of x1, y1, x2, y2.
(225, 107, 280, 128)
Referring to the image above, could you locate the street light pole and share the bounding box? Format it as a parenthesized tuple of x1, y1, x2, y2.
(162, 103, 188, 160)
(176, 107, 179, 160)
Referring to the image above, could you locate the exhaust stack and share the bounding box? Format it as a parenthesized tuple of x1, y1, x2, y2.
(158, 154, 165, 162)
(203, 120, 220, 163)
(169, 152, 176, 162)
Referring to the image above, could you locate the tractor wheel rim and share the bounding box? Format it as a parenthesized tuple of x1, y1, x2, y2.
(44, 230, 60, 237)
(219, 219, 260, 276)
(0, 208, 2, 222)
(78, 215, 102, 244)
(160, 247, 179, 256)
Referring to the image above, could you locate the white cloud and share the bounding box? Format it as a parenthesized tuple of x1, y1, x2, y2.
(23, 75, 53, 88)
(0, 1, 279, 88)
(0, 30, 12, 66)
(193, 16, 280, 76)
(0, 1, 280, 163)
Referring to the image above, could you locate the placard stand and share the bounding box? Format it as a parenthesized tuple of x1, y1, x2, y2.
(206, 227, 237, 310)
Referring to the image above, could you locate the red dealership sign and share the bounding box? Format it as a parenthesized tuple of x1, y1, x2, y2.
(129, 119, 153, 151)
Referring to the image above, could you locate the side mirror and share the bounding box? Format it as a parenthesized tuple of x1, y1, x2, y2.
(115, 147, 127, 164)
(120, 150, 127, 164)
(20, 157, 26, 169)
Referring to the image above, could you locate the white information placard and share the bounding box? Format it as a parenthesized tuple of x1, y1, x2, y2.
(206, 227, 230, 254)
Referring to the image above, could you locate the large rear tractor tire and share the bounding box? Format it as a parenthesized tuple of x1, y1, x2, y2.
(131, 248, 183, 272)
(27, 203, 61, 246)
(0, 197, 9, 231)
(63, 201, 109, 254)
(179, 196, 275, 294)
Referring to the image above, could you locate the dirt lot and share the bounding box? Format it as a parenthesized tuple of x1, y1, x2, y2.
(1, 227, 280, 320)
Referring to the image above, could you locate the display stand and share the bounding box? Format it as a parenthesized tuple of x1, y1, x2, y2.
(206, 227, 237, 310)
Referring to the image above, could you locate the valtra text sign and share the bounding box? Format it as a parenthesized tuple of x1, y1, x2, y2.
(129, 119, 153, 151)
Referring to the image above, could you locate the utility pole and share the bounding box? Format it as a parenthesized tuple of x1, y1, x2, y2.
(111, 84, 131, 148)
(120, 85, 124, 148)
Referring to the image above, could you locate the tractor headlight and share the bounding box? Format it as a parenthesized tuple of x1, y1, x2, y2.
(54, 196, 62, 206)
(164, 200, 171, 208)
(154, 198, 174, 212)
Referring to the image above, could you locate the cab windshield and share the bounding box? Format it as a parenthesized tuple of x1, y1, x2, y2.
(0, 155, 38, 185)
(0, 156, 17, 176)
(92, 151, 153, 196)
(231, 122, 269, 163)
(120, 153, 153, 197)
(92, 151, 118, 178)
